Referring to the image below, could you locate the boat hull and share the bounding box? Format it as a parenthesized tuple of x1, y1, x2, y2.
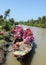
(13, 43, 33, 61)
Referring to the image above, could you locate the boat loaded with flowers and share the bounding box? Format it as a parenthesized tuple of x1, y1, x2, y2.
(11, 25, 34, 61)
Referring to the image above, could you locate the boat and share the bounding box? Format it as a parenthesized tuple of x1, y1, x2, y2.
(11, 26, 34, 61)
(12, 40, 33, 61)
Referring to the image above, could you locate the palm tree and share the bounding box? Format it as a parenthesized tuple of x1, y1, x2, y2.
(4, 9, 10, 20)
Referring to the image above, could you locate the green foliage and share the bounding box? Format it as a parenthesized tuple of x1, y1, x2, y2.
(0, 15, 3, 19)
(19, 16, 46, 28)
(9, 18, 14, 25)
(0, 9, 13, 31)
(4, 9, 10, 19)
(0, 35, 4, 40)
(2, 21, 12, 31)
(14, 22, 18, 25)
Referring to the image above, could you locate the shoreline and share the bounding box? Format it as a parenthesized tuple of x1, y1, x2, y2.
(19, 24, 46, 29)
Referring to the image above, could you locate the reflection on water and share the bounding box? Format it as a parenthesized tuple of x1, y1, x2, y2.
(5, 25, 46, 65)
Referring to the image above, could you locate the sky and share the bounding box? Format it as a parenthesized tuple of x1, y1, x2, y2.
(0, 0, 46, 21)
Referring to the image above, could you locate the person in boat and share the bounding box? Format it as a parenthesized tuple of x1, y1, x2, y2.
(22, 28, 34, 45)
(12, 42, 23, 50)
(14, 26, 34, 43)
(12, 28, 34, 49)
(14, 26, 23, 42)
(12, 26, 23, 49)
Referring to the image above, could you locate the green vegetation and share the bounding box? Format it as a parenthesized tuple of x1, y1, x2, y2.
(0, 9, 16, 44)
(19, 16, 46, 28)
(0, 9, 18, 31)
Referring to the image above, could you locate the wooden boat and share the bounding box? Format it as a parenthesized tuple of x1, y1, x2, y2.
(11, 26, 34, 61)
(12, 41, 33, 61)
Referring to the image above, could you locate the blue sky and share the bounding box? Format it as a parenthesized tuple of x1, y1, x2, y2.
(0, 0, 46, 21)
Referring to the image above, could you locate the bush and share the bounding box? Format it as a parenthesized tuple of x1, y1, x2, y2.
(2, 22, 11, 31)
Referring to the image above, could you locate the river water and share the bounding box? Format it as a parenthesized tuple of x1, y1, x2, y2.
(5, 25, 46, 65)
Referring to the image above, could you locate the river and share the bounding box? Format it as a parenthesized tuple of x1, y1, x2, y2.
(5, 25, 46, 65)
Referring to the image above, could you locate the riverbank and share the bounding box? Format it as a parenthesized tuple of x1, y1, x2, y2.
(19, 23, 46, 28)
(19, 16, 46, 28)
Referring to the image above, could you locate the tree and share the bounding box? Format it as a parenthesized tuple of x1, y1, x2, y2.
(9, 18, 14, 25)
(38, 17, 41, 23)
(42, 16, 46, 24)
(0, 15, 4, 25)
(2, 21, 11, 31)
(4, 9, 10, 19)
(14, 22, 18, 25)
(0, 15, 3, 19)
